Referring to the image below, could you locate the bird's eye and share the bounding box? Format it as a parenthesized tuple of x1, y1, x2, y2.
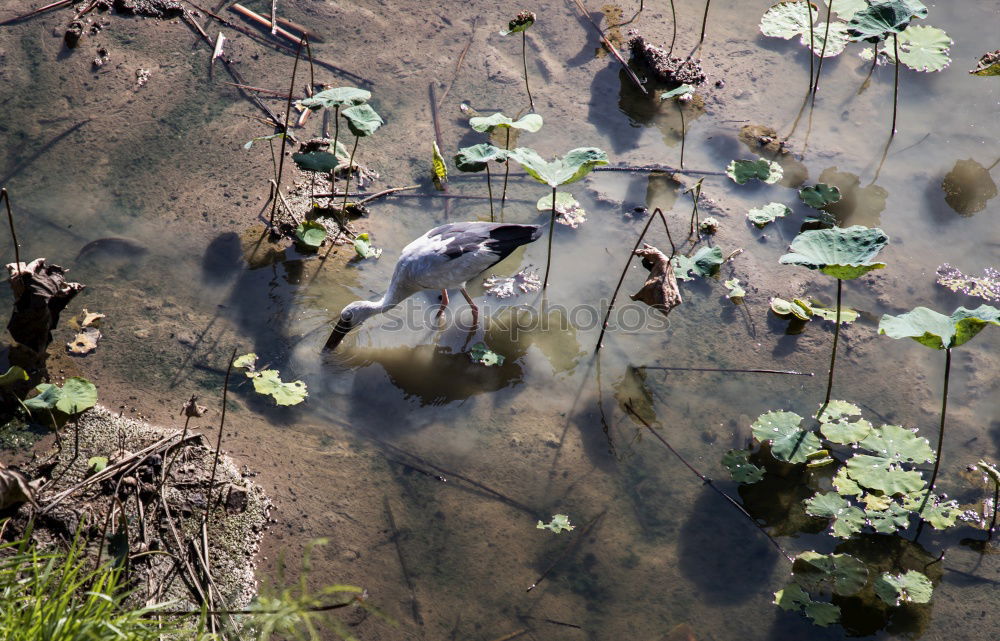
(341, 310, 354, 322)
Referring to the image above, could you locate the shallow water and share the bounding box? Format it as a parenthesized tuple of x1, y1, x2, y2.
(1, 0, 998, 638)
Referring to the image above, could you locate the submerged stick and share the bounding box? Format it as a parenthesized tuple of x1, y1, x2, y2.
(0, 0, 73, 25)
(527, 509, 607, 592)
(204, 348, 237, 527)
(1, 189, 22, 272)
(220, 81, 291, 98)
(270, 37, 305, 225)
(624, 402, 793, 562)
(384, 496, 424, 625)
(569, 0, 647, 95)
(639, 366, 813, 376)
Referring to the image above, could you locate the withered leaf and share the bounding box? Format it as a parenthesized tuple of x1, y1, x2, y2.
(67, 327, 101, 356)
(0, 462, 40, 510)
(629, 244, 682, 317)
(182, 394, 208, 417)
(6, 258, 85, 353)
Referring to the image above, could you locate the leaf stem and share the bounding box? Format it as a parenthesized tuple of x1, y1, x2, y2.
(811, 0, 834, 95)
(522, 31, 534, 113)
(677, 102, 686, 169)
(485, 163, 495, 222)
(500, 128, 511, 219)
(698, 0, 711, 45)
(816, 278, 842, 420)
(543, 187, 556, 290)
(340, 136, 360, 215)
(891, 33, 900, 137)
(668, 0, 677, 55)
(926, 348, 951, 496)
(270, 37, 304, 226)
(205, 348, 237, 528)
(329, 105, 340, 205)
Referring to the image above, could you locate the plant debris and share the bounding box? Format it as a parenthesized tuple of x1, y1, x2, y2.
(0, 462, 41, 510)
(935, 264, 1000, 302)
(66, 327, 101, 356)
(627, 31, 706, 86)
(93, 0, 184, 19)
(6, 259, 85, 354)
(483, 269, 541, 298)
(630, 244, 682, 317)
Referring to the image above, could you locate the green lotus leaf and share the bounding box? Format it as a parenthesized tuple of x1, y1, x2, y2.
(804, 492, 866, 538)
(252, 369, 308, 406)
(87, 456, 109, 474)
(879, 25, 952, 72)
(750, 410, 824, 463)
(0, 366, 28, 387)
(862, 493, 893, 511)
(878, 304, 1000, 349)
(726, 157, 784, 185)
(722, 449, 765, 483)
(292, 146, 349, 173)
(861, 424, 935, 464)
(779, 225, 889, 280)
(24, 377, 97, 416)
(747, 202, 790, 228)
(866, 502, 911, 533)
(470, 342, 505, 366)
(792, 551, 869, 596)
(970, 50, 1000, 76)
(900, 492, 960, 529)
(817, 400, 861, 422)
(847, 0, 927, 42)
(821, 416, 872, 444)
(809, 302, 859, 323)
(770, 297, 812, 321)
(508, 146, 608, 187)
(801, 21, 852, 57)
(233, 353, 257, 370)
(469, 112, 543, 133)
(834, 0, 870, 21)
(799, 184, 842, 208)
(874, 571, 932, 607)
(536, 514, 574, 533)
(759, 1, 818, 39)
(353, 233, 382, 259)
(295, 221, 327, 250)
(454, 143, 507, 172)
(724, 278, 746, 303)
(774, 583, 841, 626)
(661, 84, 696, 101)
(846, 455, 925, 494)
(341, 104, 383, 137)
(833, 467, 862, 496)
(297, 87, 370, 111)
(673, 246, 724, 281)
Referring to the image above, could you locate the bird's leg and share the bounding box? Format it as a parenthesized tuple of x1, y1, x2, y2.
(460, 287, 479, 327)
(436, 289, 450, 324)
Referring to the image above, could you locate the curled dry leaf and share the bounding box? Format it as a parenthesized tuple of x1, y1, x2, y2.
(182, 394, 208, 418)
(0, 462, 41, 510)
(70, 308, 105, 330)
(629, 244, 682, 318)
(6, 258, 85, 353)
(66, 327, 101, 356)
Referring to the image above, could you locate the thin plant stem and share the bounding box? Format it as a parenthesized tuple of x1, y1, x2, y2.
(668, 0, 677, 55)
(485, 164, 495, 221)
(204, 348, 237, 527)
(988, 471, 999, 541)
(270, 37, 304, 226)
(303, 36, 315, 91)
(500, 128, 511, 217)
(925, 348, 951, 496)
(522, 31, 534, 112)
(807, 8, 815, 90)
(811, 0, 834, 95)
(329, 105, 340, 204)
(543, 187, 556, 290)
(698, 0, 711, 45)
(341, 136, 360, 215)
(1, 189, 22, 271)
(677, 102, 686, 169)
(891, 33, 899, 137)
(816, 278, 842, 419)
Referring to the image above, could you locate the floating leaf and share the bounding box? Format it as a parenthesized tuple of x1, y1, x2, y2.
(724, 278, 745, 304)
(834, 466, 863, 496)
(341, 104, 383, 137)
(353, 233, 382, 259)
(886, 25, 952, 71)
(661, 84, 696, 101)
(874, 571, 932, 606)
(774, 583, 841, 627)
(770, 297, 812, 321)
(297, 86, 370, 111)
(970, 49, 1000, 76)
(295, 221, 328, 250)
(801, 21, 852, 57)
(817, 399, 861, 422)
(747, 202, 790, 228)
(901, 492, 960, 529)
(862, 493, 894, 511)
(469, 112, 543, 133)
(233, 353, 258, 370)
(779, 225, 889, 280)
(630, 244, 682, 317)
(537, 192, 587, 228)
(722, 449, 765, 483)
(726, 157, 784, 185)
(432, 141, 448, 190)
(799, 184, 842, 209)
(759, 1, 818, 39)
(833, 0, 870, 21)
(24, 377, 97, 416)
(454, 143, 507, 172)
(941, 159, 998, 216)
(751, 410, 824, 464)
(821, 416, 872, 444)
(847, 0, 927, 42)
(804, 492, 866, 538)
(866, 502, 911, 533)
(673, 246, 724, 281)
(878, 305, 1000, 349)
(483, 269, 541, 298)
(810, 302, 859, 323)
(860, 424, 935, 465)
(67, 327, 101, 356)
(537, 514, 574, 533)
(792, 551, 869, 596)
(251, 370, 308, 406)
(500, 10, 535, 35)
(508, 147, 608, 187)
(470, 342, 505, 366)
(846, 455, 925, 495)
(0, 366, 28, 387)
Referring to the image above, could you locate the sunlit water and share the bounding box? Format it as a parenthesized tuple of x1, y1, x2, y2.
(1, 0, 998, 638)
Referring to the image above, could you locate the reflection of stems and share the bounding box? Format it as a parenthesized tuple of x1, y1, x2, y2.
(500, 128, 511, 218)
(668, 0, 677, 55)
(891, 34, 899, 137)
(485, 164, 495, 221)
(543, 187, 556, 290)
(522, 31, 534, 112)
(677, 102, 686, 169)
(686, 178, 703, 239)
(340, 136, 360, 215)
(811, 0, 834, 95)
(816, 278, 842, 420)
(270, 37, 304, 226)
(858, 43, 879, 95)
(698, 0, 711, 45)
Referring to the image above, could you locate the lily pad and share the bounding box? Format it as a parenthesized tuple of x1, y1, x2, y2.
(799, 184, 842, 208)
(809, 302, 859, 323)
(751, 410, 824, 464)
(722, 449, 765, 483)
(724, 278, 746, 304)
(726, 157, 784, 185)
(801, 21, 852, 57)
(469, 112, 543, 133)
(792, 551, 869, 596)
(770, 297, 812, 321)
(508, 147, 608, 187)
(774, 583, 841, 626)
(470, 342, 505, 366)
(87, 456, 109, 474)
(804, 492, 866, 538)
(673, 246, 724, 281)
(233, 353, 258, 370)
(353, 233, 382, 259)
(454, 143, 507, 172)
(847, 0, 927, 42)
(844, 425, 934, 495)
(866, 502, 911, 533)
(24, 377, 97, 416)
(252, 370, 308, 406)
(901, 492, 960, 529)
(298, 87, 370, 111)
(822, 416, 872, 444)
(747, 202, 790, 228)
(779, 225, 889, 280)
(860, 423, 935, 465)
(292, 147, 349, 173)
(833, 0, 870, 21)
(341, 104, 383, 137)
(295, 221, 327, 250)
(970, 49, 1000, 76)
(759, 1, 818, 39)
(874, 571, 932, 606)
(833, 467, 862, 496)
(878, 305, 1000, 349)
(536, 514, 574, 533)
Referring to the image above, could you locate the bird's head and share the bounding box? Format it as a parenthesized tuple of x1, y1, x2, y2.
(324, 300, 381, 351)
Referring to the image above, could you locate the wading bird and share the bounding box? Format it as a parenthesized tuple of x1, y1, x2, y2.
(325, 222, 542, 350)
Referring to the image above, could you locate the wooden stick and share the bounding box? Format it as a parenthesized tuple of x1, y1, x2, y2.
(0, 0, 73, 25)
(569, 0, 646, 94)
(269, 0, 277, 35)
(594, 165, 725, 176)
(231, 2, 301, 44)
(639, 365, 813, 376)
(220, 81, 290, 98)
(1, 189, 22, 272)
(487, 630, 528, 641)
(274, 15, 324, 42)
(384, 496, 424, 625)
(356, 184, 421, 205)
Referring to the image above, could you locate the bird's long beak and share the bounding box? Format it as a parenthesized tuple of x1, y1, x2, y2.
(324, 319, 353, 351)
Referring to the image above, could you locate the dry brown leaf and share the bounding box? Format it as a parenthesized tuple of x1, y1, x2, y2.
(66, 327, 101, 356)
(0, 462, 40, 510)
(629, 243, 682, 317)
(79, 309, 105, 328)
(182, 395, 208, 418)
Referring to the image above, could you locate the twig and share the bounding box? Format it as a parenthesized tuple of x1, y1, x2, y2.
(231, 2, 302, 44)
(568, 0, 646, 94)
(204, 348, 237, 526)
(384, 496, 423, 625)
(356, 184, 421, 205)
(488, 630, 528, 641)
(0, 0, 73, 25)
(1, 189, 22, 272)
(269, 0, 277, 35)
(269, 37, 304, 225)
(159, 486, 210, 605)
(623, 401, 793, 562)
(527, 509, 607, 591)
(638, 365, 813, 376)
(219, 82, 290, 98)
